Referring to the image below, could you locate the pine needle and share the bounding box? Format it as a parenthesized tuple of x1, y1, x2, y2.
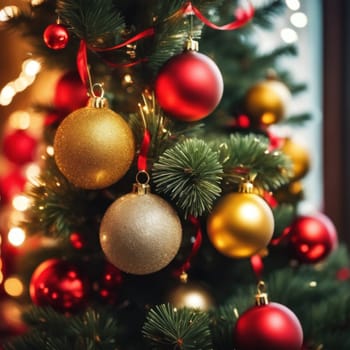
(142, 304, 212, 349)
(152, 138, 223, 217)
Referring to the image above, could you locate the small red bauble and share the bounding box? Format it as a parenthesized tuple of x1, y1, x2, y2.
(95, 262, 123, 304)
(155, 50, 223, 122)
(288, 213, 338, 264)
(2, 129, 37, 165)
(234, 302, 303, 350)
(30, 259, 89, 313)
(53, 71, 89, 114)
(69, 232, 85, 250)
(43, 23, 69, 50)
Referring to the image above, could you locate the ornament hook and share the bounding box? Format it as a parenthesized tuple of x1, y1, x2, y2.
(255, 280, 269, 306)
(133, 170, 151, 195)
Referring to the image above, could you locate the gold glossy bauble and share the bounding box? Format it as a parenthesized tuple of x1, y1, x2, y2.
(54, 106, 135, 189)
(281, 138, 310, 181)
(244, 80, 291, 126)
(166, 282, 215, 311)
(207, 192, 274, 258)
(99, 191, 182, 275)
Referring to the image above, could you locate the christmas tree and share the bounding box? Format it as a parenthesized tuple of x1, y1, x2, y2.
(0, 1, 349, 349)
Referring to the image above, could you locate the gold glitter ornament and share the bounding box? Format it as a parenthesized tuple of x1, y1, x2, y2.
(207, 181, 274, 258)
(53, 85, 135, 189)
(99, 172, 182, 275)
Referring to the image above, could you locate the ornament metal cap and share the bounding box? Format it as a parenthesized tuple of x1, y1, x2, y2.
(185, 36, 199, 51)
(87, 83, 108, 109)
(255, 281, 269, 306)
(132, 170, 151, 195)
(239, 180, 254, 193)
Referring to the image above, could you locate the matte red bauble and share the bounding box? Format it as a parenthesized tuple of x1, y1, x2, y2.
(43, 23, 69, 50)
(53, 71, 89, 114)
(155, 50, 223, 121)
(234, 302, 303, 350)
(2, 129, 37, 165)
(288, 213, 338, 264)
(30, 259, 89, 313)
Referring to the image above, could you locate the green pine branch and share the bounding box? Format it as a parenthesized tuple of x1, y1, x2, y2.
(142, 303, 212, 350)
(152, 138, 223, 218)
(22, 155, 106, 239)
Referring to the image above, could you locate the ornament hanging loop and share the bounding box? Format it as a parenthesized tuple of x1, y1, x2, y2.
(255, 280, 269, 306)
(133, 170, 151, 195)
(88, 83, 107, 108)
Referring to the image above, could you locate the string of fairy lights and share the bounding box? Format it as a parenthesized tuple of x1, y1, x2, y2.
(0, 0, 310, 301)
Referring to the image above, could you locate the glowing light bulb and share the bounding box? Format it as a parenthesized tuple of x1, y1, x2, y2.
(0, 6, 19, 21)
(46, 145, 55, 156)
(285, 0, 300, 11)
(12, 195, 30, 211)
(22, 59, 41, 77)
(290, 12, 308, 28)
(4, 277, 24, 297)
(8, 227, 26, 247)
(280, 27, 298, 43)
(25, 163, 41, 181)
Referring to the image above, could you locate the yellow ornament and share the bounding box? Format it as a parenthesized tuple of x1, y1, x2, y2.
(244, 79, 291, 126)
(54, 90, 135, 189)
(166, 281, 215, 311)
(99, 176, 182, 275)
(281, 138, 310, 181)
(207, 182, 274, 258)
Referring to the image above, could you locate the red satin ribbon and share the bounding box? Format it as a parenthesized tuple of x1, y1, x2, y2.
(271, 226, 292, 246)
(184, 1, 254, 31)
(76, 28, 155, 86)
(77, 40, 89, 87)
(250, 254, 264, 281)
(174, 215, 203, 277)
(137, 129, 151, 171)
(92, 28, 155, 52)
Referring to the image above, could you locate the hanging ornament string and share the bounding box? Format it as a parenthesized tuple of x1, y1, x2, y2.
(271, 226, 292, 246)
(137, 96, 152, 172)
(183, 1, 254, 31)
(250, 253, 264, 281)
(173, 215, 202, 281)
(76, 28, 155, 86)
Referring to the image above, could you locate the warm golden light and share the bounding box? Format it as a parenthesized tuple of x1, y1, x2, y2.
(9, 110, 31, 129)
(12, 195, 30, 211)
(8, 227, 26, 247)
(22, 59, 42, 77)
(0, 6, 19, 21)
(4, 277, 24, 297)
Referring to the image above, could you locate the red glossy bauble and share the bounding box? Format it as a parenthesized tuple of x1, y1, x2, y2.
(43, 23, 69, 50)
(288, 213, 338, 264)
(155, 50, 223, 121)
(2, 129, 37, 165)
(53, 71, 89, 114)
(234, 302, 303, 350)
(0, 170, 26, 204)
(30, 259, 89, 313)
